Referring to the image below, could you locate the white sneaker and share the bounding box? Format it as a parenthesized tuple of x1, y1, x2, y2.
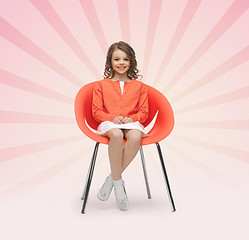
(113, 178, 129, 211)
(97, 174, 113, 201)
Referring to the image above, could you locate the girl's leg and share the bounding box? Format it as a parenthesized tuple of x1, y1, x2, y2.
(122, 129, 143, 172)
(105, 128, 129, 210)
(105, 128, 124, 180)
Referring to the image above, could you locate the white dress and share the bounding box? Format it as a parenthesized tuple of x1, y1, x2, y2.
(96, 80, 148, 137)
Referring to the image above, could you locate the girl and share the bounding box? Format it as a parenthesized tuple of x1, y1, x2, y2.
(92, 41, 148, 211)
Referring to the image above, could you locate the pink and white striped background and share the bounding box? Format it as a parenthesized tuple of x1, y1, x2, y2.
(0, 1, 249, 239)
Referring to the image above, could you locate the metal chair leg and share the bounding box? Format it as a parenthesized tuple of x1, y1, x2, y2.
(81, 142, 99, 214)
(140, 146, 152, 199)
(81, 161, 91, 200)
(155, 142, 176, 212)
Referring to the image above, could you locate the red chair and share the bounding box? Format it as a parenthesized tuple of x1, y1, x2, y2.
(74, 81, 176, 213)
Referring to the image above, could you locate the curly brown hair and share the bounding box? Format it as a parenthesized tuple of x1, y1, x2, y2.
(104, 41, 142, 80)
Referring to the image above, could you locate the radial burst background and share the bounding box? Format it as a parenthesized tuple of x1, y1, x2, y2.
(0, 0, 249, 239)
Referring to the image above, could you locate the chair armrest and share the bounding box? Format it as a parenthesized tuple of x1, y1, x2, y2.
(76, 117, 109, 144)
(141, 98, 174, 145)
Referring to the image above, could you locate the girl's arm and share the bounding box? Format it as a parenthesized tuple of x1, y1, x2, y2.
(128, 84, 148, 123)
(92, 81, 116, 123)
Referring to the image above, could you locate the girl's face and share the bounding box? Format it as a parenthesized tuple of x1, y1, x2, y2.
(111, 49, 131, 77)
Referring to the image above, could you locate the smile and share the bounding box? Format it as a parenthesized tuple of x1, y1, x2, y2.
(117, 66, 127, 70)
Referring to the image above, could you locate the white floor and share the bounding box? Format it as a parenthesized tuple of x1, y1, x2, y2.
(1, 146, 248, 240)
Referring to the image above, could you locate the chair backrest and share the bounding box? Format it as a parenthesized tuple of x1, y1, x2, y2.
(74, 81, 174, 140)
(74, 82, 99, 132)
(142, 84, 174, 129)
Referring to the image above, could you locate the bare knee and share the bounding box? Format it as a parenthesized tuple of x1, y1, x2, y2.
(107, 129, 124, 142)
(126, 130, 142, 144)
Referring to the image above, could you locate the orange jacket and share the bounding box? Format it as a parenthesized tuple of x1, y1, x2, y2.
(92, 78, 148, 123)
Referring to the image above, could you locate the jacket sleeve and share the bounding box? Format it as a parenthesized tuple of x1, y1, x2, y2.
(92, 81, 116, 123)
(128, 83, 148, 123)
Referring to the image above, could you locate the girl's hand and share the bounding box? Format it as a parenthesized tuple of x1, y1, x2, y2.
(122, 117, 133, 124)
(113, 116, 124, 124)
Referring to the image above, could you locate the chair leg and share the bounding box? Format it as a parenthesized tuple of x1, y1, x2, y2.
(81, 162, 91, 200)
(140, 146, 152, 199)
(155, 142, 176, 212)
(81, 142, 99, 214)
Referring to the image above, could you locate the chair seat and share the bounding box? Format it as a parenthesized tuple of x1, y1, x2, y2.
(82, 130, 168, 146)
